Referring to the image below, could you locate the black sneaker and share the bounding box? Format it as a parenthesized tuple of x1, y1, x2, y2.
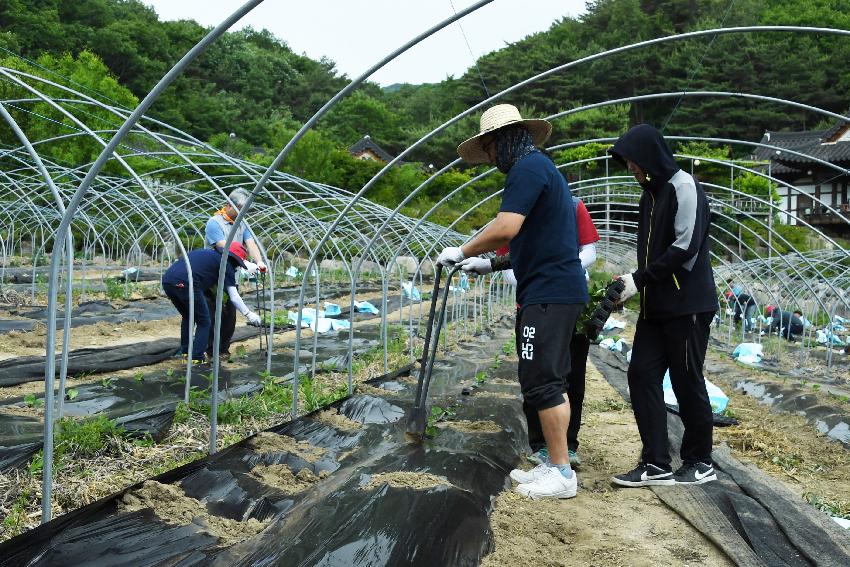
(673, 462, 717, 485)
(612, 463, 674, 487)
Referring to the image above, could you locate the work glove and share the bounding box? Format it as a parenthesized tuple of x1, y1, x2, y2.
(457, 257, 492, 275)
(242, 260, 259, 277)
(615, 273, 638, 304)
(246, 311, 263, 326)
(256, 261, 267, 273)
(436, 246, 465, 267)
(503, 268, 517, 286)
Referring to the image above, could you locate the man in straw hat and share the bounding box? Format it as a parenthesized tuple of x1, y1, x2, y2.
(437, 104, 588, 499)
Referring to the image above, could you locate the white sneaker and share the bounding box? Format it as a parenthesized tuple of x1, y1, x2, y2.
(515, 466, 578, 499)
(510, 463, 549, 484)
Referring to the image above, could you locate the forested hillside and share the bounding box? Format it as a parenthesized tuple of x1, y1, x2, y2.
(0, 0, 848, 232)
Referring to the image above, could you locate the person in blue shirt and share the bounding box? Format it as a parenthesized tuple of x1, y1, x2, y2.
(205, 188, 266, 359)
(437, 104, 588, 499)
(162, 242, 262, 363)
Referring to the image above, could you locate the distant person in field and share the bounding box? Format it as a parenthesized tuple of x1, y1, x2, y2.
(437, 104, 588, 499)
(162, 243, 262, 363)
(764, 306, 804, 340)
(205, 188, 267, 360)
(725, 289, 758, 333)
(608, 124, 718, 488)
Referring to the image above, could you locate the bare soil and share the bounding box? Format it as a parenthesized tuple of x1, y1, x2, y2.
(249, 464, 328, 494)
(361, 472, 452, 491)
(0, 316, 184, 360)
(315, 409, 362, 430)
(482, 359, 733, 567)
(437, 419, 502, 434)
(119, 480, 267, 546)
(246, 432, 326, 462)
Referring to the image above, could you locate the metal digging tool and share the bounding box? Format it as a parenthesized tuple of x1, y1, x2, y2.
(406, 264, 459, 441)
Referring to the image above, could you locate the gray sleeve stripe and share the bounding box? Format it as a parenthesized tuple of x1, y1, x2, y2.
(671, 170, 698, 252)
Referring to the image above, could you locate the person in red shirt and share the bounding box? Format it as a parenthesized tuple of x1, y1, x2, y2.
(465, 197, 600, 467)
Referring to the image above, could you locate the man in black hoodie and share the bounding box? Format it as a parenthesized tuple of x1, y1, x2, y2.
(608, 124, 719, 487)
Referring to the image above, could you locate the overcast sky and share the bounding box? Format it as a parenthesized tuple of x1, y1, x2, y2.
(143, 1, 586, 86)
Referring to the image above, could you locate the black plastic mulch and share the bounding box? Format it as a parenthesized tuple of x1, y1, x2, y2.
(0, 327, 386, 472)
(0, 321, 525, 567)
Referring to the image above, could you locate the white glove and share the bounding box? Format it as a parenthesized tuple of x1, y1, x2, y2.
(503, 268, 517, 286)
(436, 246, 465, 267)
(457, 257, 492, 275)
(242, 260, 258, 276)
(256, 261, 267, 273)
(246, 311, 263, 326)
(616, 274, 638, 304)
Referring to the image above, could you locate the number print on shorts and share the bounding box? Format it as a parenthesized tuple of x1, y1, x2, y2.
(521, 325, 536, 360)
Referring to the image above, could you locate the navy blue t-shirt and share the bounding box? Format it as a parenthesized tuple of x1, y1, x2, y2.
(162, 249, 236, 291)
(499, 151, 588, 306)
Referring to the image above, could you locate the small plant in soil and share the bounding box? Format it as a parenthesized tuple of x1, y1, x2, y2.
(475, 371, 487, 385)
(491, 355, 501, 369)
(502, 341, 515, 356)
(100, 376, 113, 389)
(2, 491, 31, 535)
(719, 406, 738, 420)
(166, 368, 174, 378)
(803, 492, 850, 519)
(234, 345, 248, 360)
(23, 393, 43, 408)
(426, 406, 444, 438)
(66, 388, 79, 401)
(770, 452, 803, 472)
(132, 433, 155, 448)
(133, 370, 144, 382)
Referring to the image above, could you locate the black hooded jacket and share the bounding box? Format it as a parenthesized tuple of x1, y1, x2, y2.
(610, 125, 718, 319)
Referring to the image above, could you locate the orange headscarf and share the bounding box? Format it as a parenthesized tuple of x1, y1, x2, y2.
(216, 207, 235, 223)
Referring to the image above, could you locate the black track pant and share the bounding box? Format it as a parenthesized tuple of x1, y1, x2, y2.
(204, 290, 236, 356)
(525, 332, 590, 453)
(628, 311, 715, 469)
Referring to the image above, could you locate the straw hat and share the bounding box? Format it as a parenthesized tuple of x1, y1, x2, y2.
(457, 104, 552, 164)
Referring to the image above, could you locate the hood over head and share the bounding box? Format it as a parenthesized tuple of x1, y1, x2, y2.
(609, 124, 680, 185)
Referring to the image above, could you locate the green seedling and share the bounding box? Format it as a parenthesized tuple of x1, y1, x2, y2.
(719, 406, 738, 420)
(133, 370, 144, 382)
(491, 355, 502, 369)
(66, 388, 79, 401)
(166, 368, 174, 378)
(804, 491, 850, 519)
(29, 452, 44, 475)
(425, 405, 444, 437)
(132, 433, 155, 448)
(475, 371, 487, 384)
(100, 376, 113, 389)
(23, 393, 43, 408)
(2, 490, 32, 536)
(234, 345, 248, 360)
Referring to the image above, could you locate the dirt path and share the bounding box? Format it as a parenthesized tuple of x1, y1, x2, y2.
(482, 358, 733, 567)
